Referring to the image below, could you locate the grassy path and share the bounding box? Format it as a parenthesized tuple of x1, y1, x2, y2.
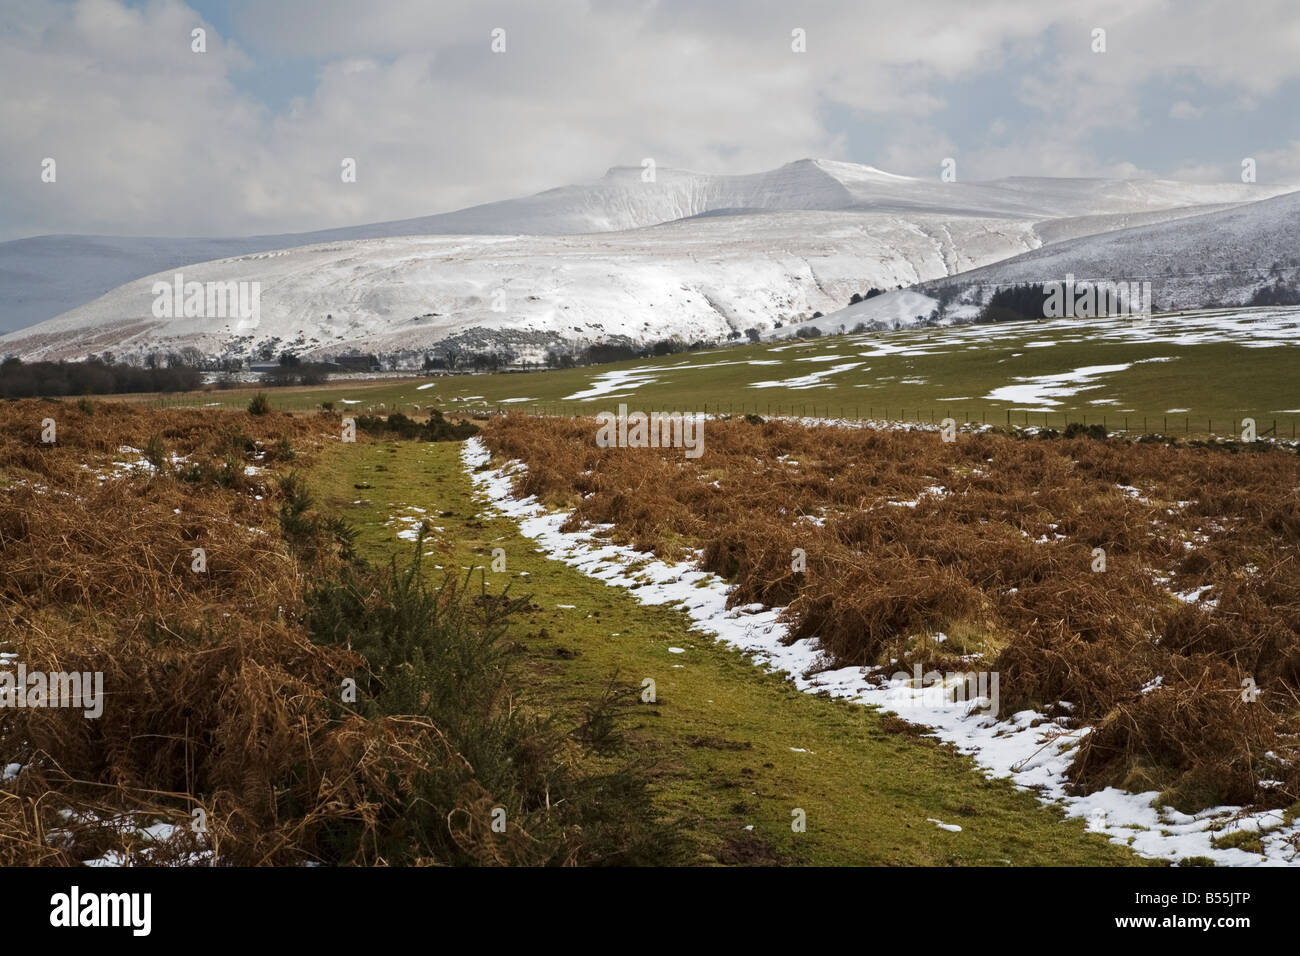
(314, 435, 1146, 866)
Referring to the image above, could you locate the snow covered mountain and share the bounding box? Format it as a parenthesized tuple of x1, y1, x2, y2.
(918, 188, 1300, 310)
(773, 189, 1300, 338)
(4, 159, 1294, 362)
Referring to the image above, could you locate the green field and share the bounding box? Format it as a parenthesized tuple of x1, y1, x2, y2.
(157, 308, 1300, 438)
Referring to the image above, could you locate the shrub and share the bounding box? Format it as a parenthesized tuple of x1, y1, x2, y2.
(1063, 422, 1108, 440)
(143, 433, 166, 471)
(353, 410, 478, 442)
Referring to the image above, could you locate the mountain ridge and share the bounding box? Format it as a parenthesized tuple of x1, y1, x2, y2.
(3, 159, 1296, 361)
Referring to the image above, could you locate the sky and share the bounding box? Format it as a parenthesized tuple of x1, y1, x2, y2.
(3, 0, 1300, 241)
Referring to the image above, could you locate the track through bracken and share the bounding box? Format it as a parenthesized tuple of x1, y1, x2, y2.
(479, 413, 1300, 820)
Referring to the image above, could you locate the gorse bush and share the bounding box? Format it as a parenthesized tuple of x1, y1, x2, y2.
(307, 544, 522, 723)
(353, 410, 478, 442)
(297, 543, 683, 865)
(1063, 422, 1108, 440)
(277, 470, 358, 566)
(143, 433, 167, 470)
(305, 550, 557, 863)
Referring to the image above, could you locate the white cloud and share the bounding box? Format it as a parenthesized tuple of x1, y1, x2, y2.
(3, 0, 1300, 239)
(1254, 140, 1300, 185)
(1170, 100, 1205, 120)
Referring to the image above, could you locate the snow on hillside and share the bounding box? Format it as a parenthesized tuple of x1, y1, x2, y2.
(797, 162, 1289, 220)
(3, 159, 1294, 360)
(1, 210, 1045, 362)
(0, 158, 943, 335)
(763, 290, 950, 339)
(908, 190, 1300, 312)
(784, 190, 1300, 337)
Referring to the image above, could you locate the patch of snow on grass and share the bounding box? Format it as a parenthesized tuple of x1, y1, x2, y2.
(750, 361, 863, 390)
(563, 368, 659, 400)
(985, 363, 1131, 408)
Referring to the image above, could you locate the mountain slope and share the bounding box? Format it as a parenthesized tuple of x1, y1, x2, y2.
(775, 190, 1300, 337)
(917, 189, 1300, 311)
(1, 210, 1048, 362)
(3, 159, 1292, 337)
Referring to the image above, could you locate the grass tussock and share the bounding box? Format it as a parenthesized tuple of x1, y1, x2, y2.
(482, 412, 1300, 813)
(0, 400, 683, 865)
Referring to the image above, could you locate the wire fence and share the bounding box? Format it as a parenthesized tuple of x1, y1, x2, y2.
(140, 392, 1299, 440)
(449, 401, 1299, 441)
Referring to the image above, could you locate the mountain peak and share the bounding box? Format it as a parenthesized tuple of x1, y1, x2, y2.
(595, 157, 917, 187)
(805, 158, 920, 183)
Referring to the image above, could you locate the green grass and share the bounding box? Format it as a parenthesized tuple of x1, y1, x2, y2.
(1208, 829, 1265, 856)
(146, 309, 1300, 439)
(311, 434, 1148, 865)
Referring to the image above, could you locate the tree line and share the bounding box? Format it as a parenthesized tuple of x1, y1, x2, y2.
(0, 357, 202, 398)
